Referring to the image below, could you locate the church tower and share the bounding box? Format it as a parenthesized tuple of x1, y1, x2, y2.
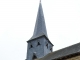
(26, 0, 53, 60)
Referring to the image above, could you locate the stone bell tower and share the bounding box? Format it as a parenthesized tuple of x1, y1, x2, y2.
(26, 0, 53, 60)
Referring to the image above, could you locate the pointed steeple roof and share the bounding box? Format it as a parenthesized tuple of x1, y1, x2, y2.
(29, 1, 48, 40)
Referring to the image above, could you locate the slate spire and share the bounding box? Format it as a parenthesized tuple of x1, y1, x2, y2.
(30, 1, 48, 40)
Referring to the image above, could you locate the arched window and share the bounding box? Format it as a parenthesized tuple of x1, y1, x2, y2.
(37, 42, 41, 46)
(32, 54, 37, 60)
(30, 45, 33, 48)
(46, 44, 48, 49)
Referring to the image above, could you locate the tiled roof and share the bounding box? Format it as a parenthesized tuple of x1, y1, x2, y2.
(37, 42, 80, 60)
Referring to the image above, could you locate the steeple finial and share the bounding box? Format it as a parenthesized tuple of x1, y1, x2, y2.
(40, 0, 41, 3)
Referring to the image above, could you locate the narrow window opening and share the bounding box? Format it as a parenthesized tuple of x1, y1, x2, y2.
(50, 48, 52, 52)
(30, 45, 33, 48)
(32, 54, 37, 60)
(46, 44, 48, 49)
(37, 42, 41, 46)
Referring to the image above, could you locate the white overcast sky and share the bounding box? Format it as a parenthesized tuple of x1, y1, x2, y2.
(0, 0, 80, 60)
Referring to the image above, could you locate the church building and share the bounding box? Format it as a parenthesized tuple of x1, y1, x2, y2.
(26, 0, 80, 60)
